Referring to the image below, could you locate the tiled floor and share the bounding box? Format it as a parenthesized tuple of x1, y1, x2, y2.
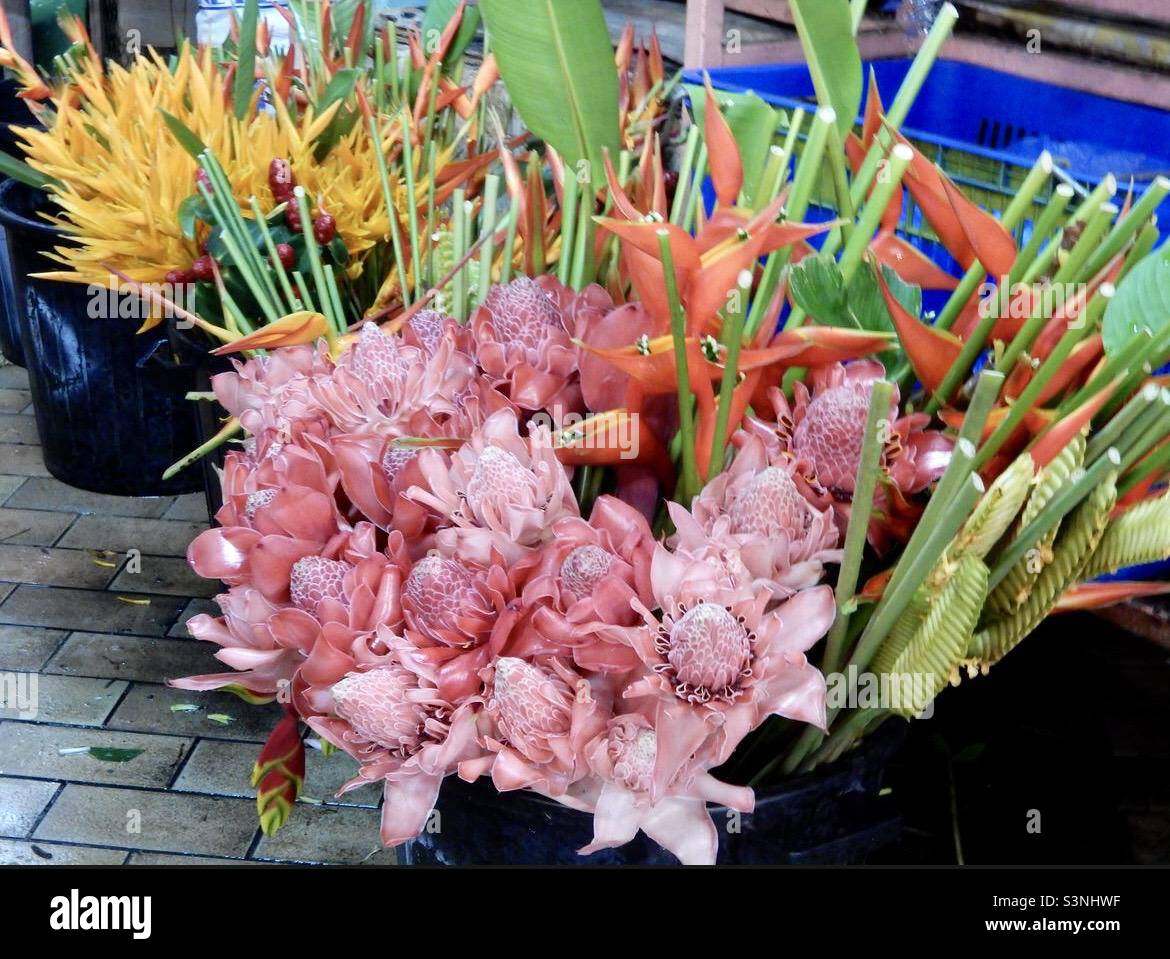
(0, 362, 393, 865)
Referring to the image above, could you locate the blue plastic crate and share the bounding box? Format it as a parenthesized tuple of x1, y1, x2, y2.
(687, 58, 1170, 272)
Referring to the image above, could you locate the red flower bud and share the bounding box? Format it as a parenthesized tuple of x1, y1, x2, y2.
(274, 243, 295, 271)
(313, 213, 336, 245)
(268, 158, 295, 199)
(165, 269, 189, 287)
(191, 255, 215, 282)
(195, 168, 212, 193)
(285, 206, 302, 232)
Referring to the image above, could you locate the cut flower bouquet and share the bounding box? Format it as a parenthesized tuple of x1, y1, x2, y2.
(7, 1, 1169, 864)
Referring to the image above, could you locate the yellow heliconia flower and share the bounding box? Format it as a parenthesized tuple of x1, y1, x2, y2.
(12, 45, 390, 286)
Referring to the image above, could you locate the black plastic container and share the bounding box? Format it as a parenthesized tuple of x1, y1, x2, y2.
(168, 323, 234, 525)
(0, 178, 204, 496)
(402, 723, 904, 865)
(0, 78, 32, 365)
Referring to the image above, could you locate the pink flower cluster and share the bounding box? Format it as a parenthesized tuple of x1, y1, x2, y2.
(176, 277, 947, 864)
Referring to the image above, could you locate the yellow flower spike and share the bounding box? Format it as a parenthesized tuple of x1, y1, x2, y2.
(211, 311, 330, 355)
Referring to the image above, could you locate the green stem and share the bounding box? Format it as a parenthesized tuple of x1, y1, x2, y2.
(839, 143, 913, 284)
(1085, 382, 1161, 463)
(293, 186, 340, 338)
(1081, 176, 1170, 280)
(659, 229, 701, 502)
(250, 196, 300, 312)
(822, 380, 895, 676)
(707, 271, 751, 477)
(368, 116, 410, 308)
(558, 172, 579, 286)
(400, 110, 423, 301)
(477, 173, 500, 304)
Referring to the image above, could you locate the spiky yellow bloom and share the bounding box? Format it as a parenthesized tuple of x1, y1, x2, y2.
(13, 46, 388, 285)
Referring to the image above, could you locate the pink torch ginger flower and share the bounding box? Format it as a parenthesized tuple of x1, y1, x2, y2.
(170, 587, 309, 699)
(578, 713, 754, 864)
(302, 629, 484, 846)
(212, 343, 334, 442)
(672, 434, 842, 599)
(743, 360, 952, 550)
(186, 446, 346, 589)
(471, 275, 583, 414)
(400, 308, 474, 357)
(406, 408, 579, 565)
(458, 656, 609, 799)
(520, 495, 656, 671)
(399, 550, 522, 702)
(603, 547, 834, 798)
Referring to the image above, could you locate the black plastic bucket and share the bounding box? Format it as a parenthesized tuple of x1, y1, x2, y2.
(168, 323, 234, 525)
(0, 178, 204, 496)
(0, 78, 31, 365)
(401, 722, 904, 865)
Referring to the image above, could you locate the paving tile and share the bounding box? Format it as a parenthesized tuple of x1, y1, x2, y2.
(58, 514, 206, 557)
(168, 597, 221, 637)
(0, 585, 186, 635)
(0, 366, 29, 390)
(35, 784, 258, 857)
(163, 493, 211, 523)
(0, 414, 40, 445)
(0, 444, 51, 477)
(252, 803, 394, 864)
(0, 722, 190, 787)
(0, 624, 68, 670)
(0, 507, 75, 547)
(172, 740, 261, 798)
(173, 739, 378, 807)
(110, 555, 218, 598)
(0, 544, 120, 589)
(106, 683, 282, 742)
(0, 777, 59, 837)
(0, 389, 30, 414)
(5, 477, 173, 518)
(0, 838, 127, 865)
(45, 634, 220, 684)
(303, 746, 380, 806)
(0, 674, 128, 726)
(0, 475, 25, 504)
(127, 851, 254, 865)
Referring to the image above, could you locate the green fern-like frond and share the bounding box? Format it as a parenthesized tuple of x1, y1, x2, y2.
(875, 553, 989, 719)
(1082, 491, 1170, 579)
(955, 453, 1034, 560)
(430, 228, 455, 313)
(971, 471, 1116, 667)
(987, 435, 1085, 616)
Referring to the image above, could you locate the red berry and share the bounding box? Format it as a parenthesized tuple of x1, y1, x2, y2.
(165, 269, 188, 287)
(191, 255, 215, 282)
(313, 213, 336, 245)
(274, 243, 295, 271)
(268, 158, 295, 199)
(286, 207, 302, 232)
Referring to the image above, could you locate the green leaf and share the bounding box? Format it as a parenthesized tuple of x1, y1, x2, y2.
(479, 0, 619, 186)
(332, 0, 376, 55)
(87, 747, 145, 763)
(159, 109, 207, 160)
(178, 194, 210, 241)
(0, 151, 51, 189)
(788, 0, 862, 137)
(233, 0, 260, 122)
(318, 67, 362, 113)
(685, 84, 784, 208)
(421, 0, 482, 70)
(1102, 243, 1170, 356)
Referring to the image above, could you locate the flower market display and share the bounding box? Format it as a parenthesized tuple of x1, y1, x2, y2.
(2, 0, 1170, 866)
